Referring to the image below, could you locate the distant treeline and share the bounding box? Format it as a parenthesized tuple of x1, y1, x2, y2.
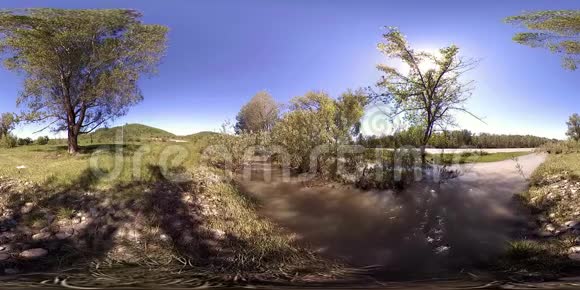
(358, 129, 555, 148)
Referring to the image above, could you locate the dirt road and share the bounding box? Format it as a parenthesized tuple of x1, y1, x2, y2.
(238, 153, 547, 269)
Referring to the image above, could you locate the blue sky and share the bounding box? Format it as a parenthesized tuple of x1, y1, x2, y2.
(0, 0, 578, 139)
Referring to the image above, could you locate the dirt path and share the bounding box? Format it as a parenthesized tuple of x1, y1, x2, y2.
(238, 153, 547, 269)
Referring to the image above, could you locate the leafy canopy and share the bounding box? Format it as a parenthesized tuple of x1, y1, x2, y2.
(0, 9, 167, 151)
(375, 28, 478, 146)
(0, 112, 17, 138)
(506, 10, 580, 70)
(272, 90, 367, 171)
(235, 91, 279, 134)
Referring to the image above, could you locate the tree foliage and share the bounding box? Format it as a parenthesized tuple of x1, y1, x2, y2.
(0, 133, 17, 148)
(36, 135, 49, 145)
(0, 112, 17, 138)
(375, 28, 479, 151)
(17, 137, 33, 146)
(506, 10, 580, 70)
(0, 9, 167, 153)
(234, 91, 279, 134)
(272, 90, 367, 173)
(359, 129, 553, 149)
(566, 113, 580, 141)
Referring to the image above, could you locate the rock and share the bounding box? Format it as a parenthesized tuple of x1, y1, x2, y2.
(0, 253, 10, 261)
(569, 246, 580, 254)
(159, 234, 170, 242)
(72, 217, 82, 224)
(55, 231, 73, 240)
(569, 253, 580, 261)
(19, 248, 48, 259)
(565, 220, 580, 229)
(32, 232, 51, 240)
(549, 213, 556, 218)
(20, 202, 34, 214)
(545, 223, 556, 232)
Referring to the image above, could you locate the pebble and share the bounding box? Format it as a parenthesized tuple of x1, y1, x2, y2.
(545, 223, 556, 232)
(565, 220, 580, 229)
(159, 234, 170, 241)
(19, 248, 48, 259)
(32, 232, 51, 240)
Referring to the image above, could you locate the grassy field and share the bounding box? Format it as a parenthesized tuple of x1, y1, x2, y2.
(0, 142, 202, 192)
(429, 151, 531, 164)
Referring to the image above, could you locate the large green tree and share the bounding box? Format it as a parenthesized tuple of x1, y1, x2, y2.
(506, 10, 580, 70)
(375, 28, 479, 161)
(0, 9, 167, 153)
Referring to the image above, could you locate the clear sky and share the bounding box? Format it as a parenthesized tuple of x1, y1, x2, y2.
(0, 0, 578, 139)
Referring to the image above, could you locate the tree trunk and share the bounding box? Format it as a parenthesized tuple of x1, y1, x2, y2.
(67, 128, 79, 154)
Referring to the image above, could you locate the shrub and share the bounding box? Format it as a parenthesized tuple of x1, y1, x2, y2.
(0, 134, 17, 148)
(203, 131, 271, 171)
(36, 136, 49, 145)
(17, 137, 33, 146)
(539, 140, 580, 154)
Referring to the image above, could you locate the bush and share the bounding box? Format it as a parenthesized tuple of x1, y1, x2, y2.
(17, 137, 33, 146)
(203, 131, 271, 171)
(538, 140, 580, 154)
(36, 136, 49, 145)
(0, 134, 17, 148)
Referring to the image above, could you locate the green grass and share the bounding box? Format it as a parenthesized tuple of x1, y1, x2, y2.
(530, 152, 580, 184)
(0, 141, 204, 191)
(497, 239, 576, 274)
(429, 151, 531, 164)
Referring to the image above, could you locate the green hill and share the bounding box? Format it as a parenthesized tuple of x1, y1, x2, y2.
(183, 131, 219, 141)
(80, 123, 176, 143)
